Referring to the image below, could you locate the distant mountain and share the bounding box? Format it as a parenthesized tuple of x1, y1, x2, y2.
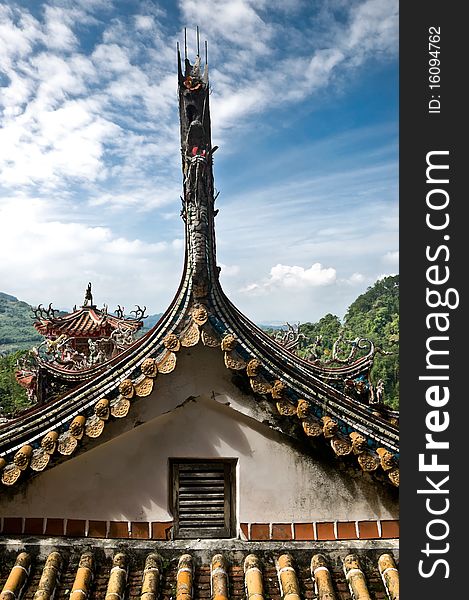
(141, 313, 164, 331)
(258, 322, 287, 331)
(0, 292, 42, 355)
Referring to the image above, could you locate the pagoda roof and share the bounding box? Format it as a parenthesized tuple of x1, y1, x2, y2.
(0, 47, 399, 490)
(33, 305, 143, 338)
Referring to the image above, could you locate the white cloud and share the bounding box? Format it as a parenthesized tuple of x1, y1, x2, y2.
(134, 15, 154, 31)
(0, 196, 183, 312)
(0, 6, 41, 70)
(43, 5, 78, 50)
(180, 0, 274, 57)
(88, 182, 180, 212)
(91, 43, 132, 75)
(346, 0, 398, 57)
(219, 263, 240, 277)
(0, 1, 398, 322)
(346, 272, 366, 285)
(181, 0, 398, 133)
(383, 250, 399, 265)
(0, 98, 120, 186)
(242, 262, 337, 295)
(0, 8, 178, 200)
(0, 0, 397, 206)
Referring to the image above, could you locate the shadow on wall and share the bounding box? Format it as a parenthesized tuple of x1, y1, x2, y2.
(0, 393, 399, 523)
(0, 395, 254, 521)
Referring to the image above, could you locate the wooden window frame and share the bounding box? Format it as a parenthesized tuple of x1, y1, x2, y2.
(170, 458, 237, 539)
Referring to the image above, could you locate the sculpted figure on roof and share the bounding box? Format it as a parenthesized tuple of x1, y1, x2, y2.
(83, 282, 94, 307)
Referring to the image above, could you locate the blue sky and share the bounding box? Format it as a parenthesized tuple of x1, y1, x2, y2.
(0, 0, 398, 323)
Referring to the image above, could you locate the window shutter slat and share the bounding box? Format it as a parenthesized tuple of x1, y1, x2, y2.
(172, 460, 234, 539)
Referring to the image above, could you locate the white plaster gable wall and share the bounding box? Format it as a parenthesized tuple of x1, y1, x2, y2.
(0, 387, 398, 522)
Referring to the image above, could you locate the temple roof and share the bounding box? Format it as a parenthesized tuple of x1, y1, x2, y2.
(0, 541, 399, 600)
(32, 284, 144, 338)
(34, 307, 143, 337)
(0, 42, 399, 490)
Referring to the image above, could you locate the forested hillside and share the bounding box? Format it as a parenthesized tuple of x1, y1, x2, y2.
(0, 351, 31, 416)
(0, 292, 42, 355)
(298, 275, 399, 408)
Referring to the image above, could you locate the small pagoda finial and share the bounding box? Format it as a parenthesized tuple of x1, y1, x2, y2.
(83, 282, 93, 307)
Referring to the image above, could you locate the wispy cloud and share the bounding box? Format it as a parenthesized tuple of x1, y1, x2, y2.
(182, 0, 398, 133)
(242, 262, 337, 296)
(383, 250, 399, 266)
(0, 0, 397, 198)
(0, 195, 184, 311)
(0, 0, 398, 321)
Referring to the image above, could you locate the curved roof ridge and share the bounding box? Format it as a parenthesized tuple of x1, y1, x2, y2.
(0, 43, 399, 490)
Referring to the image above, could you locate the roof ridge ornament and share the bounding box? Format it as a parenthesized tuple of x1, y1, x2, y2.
(178, 29, 218, 300)
(82, 282, 94, 308)
(31, 302, 57, 321)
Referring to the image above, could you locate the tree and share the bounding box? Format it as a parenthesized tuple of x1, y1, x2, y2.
(0, 350, 30, 416)
(299, 314, 342, 360)
(343, 275, 399, 409)
(299, 276, 399, 409)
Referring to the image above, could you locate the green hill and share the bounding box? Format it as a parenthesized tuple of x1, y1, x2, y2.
(0, 350, 32, 415)
(0, 292, 42, 355)
(343, 275, 399, 408)
(141, 313, 164, 331)
(299, 275, 399, 408)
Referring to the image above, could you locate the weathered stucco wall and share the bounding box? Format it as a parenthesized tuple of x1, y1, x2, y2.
(0, 345, 398, 523)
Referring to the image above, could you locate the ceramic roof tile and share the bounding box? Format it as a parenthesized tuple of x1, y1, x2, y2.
(0, 545, 399, 600)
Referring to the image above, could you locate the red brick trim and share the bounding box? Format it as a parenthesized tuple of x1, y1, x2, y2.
(0, 518, 398, 541)
(24, 518, 44, 535)
(271, 523, 293, 541)
(316, 522, 335, 540)
(88, 520, 106, 538)
(131, 522, 150, 539)
(0, 518, 173, 539)
(381, 519, 400, 538)
(2, 517, 23, 535)
(66, 519, 86, 537)
(293, 523, 315, 540)
(108, 521, 129, 539)
(250, 523, 270, 541)
(44, 518, 64, 536)
(239, 523, 249, 541)
(151, 522, 172, 540)
(358, 520, 379, 539)
(241, 520, 399, 541)
(337, 522, 358, 540)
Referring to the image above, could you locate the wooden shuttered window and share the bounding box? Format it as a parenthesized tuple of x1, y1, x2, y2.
(171, 460, 235, 539)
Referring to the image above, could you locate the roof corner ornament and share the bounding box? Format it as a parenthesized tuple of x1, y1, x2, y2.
(371, 378, 385, 404)
(130, 305, 147, 321)
(274, 323, 306, 352)
(31, 302, 57, 322)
